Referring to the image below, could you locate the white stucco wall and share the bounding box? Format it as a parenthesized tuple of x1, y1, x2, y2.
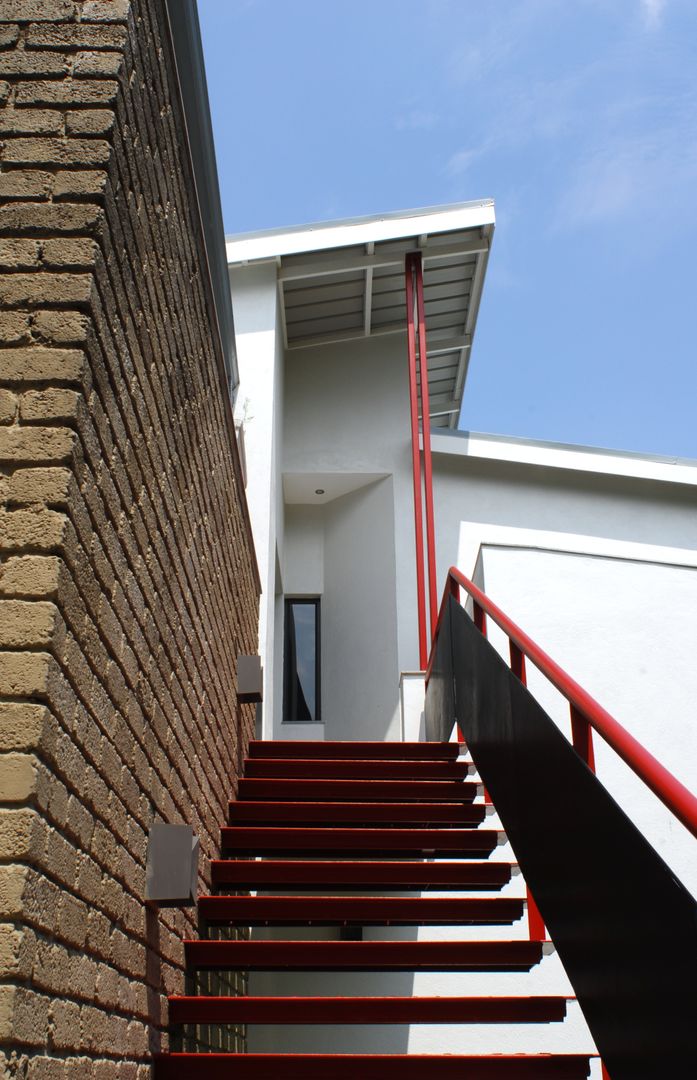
(283, 333, 422, 681)
(322, 478, 400, 740)
(230, 264, 285, 737)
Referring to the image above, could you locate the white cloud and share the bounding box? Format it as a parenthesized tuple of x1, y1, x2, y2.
(395, 110, 440, 132)
(640, 0, 667, 28)
(555, 118, 697, 229)
(445, 147, 484, 176)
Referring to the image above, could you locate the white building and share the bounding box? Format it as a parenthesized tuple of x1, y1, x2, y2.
(226, 201, 697, 1069)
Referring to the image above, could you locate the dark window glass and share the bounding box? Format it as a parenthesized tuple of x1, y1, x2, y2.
(283, 599, 321, 723)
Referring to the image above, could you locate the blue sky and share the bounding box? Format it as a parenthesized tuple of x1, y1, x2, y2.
(199, 0, 697, 457)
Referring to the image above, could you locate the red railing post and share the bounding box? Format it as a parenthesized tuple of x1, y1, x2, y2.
(570, 705, 596, 773)
(404, 256, 428, 669)
(509, 641, 526, 684)
(473, 601, 487, 637)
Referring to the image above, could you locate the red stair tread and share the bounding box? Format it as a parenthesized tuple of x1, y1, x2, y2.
(168, 740, 580, 1072)
(168, 994, 569, 1025)
(210, 858, 513, 890)
(248, 740, 461, 760)
(220, 826, 500, 855)
(228, 800, 486, 826)
(154, 1053, 591, 1078)
(184, 939, 544, 971)
(244, 758, 472, 780)
(198, 894, 525, 926)
(238, 778, 479, 802)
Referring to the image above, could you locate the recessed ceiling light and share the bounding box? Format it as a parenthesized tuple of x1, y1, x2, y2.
(315, 488, 325, 495)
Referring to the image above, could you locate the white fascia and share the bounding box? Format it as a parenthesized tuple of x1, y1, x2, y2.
(431, 430, 697, 489)
(226, 199, 496, 265)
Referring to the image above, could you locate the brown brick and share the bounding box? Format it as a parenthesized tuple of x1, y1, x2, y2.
(1, 985, 50, 1047)
(0, 556, 62, 597)
(49, 996, 81, 1050)
(53, 169, 108, 199)
(26, 24, 128, 51)
(0, 921, 37, 979)
(0, 346, 87, 383)
(0, 508, 68, 550)
(7, 467, 72, 506)
(0, 237, 40, 267)
(82, 1, 131, 22)
(0, 170, 53, 200)
(5, 818, 52, 875)
(0, 985, 13, 1040)
(0, 52, 68, 77)
(74, 52, 123, 77)
(1, 137, 111, 166)
(0, 272, 92, 306)
(0, 310, 31, 345)
(0, 202, 103, 235)
(0, 426, 76, 465)
(0, 82, 7, 105)
(0, 601, 56, 648)
(0, 651, 51, 697)
(65, 109, 114, 135)
(15, 79, 118, 107)
(20, 389, 80, 423)
(0, 702, 52, 750)
(0, 26, 19, 51)
(0, 861, 29, 917)
(30, 311, 88, 346)
(41, 238, 96, 268)
(0, 752, 40, 801)
(0, 387, 17, 422)
(0, 2, 75, 20)
(0, 108, 63, 134)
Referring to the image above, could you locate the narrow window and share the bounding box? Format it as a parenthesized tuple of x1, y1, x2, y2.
(283, 598, 321, 723)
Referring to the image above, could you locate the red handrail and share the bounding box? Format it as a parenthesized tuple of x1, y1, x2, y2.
(431, 565, 697, 843)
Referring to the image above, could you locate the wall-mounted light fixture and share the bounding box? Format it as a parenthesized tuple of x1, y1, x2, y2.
(237, 654, 263, 704)
(145, 823, 199, 907)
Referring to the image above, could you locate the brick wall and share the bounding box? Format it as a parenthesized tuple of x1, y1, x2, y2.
(0, 1, 260, 1074)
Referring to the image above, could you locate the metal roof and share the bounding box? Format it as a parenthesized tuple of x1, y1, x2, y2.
(227, 201, 495, 428)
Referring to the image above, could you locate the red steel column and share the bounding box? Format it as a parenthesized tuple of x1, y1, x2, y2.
(413, 252, 439, 637)
(405, 257, 428, 669)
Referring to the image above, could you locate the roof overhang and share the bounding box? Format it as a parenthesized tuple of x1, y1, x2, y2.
(227, 201, 495, 428)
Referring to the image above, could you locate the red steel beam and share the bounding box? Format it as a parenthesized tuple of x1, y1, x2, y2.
(405, 255, 429, 668)
(413, 251, 439, 636)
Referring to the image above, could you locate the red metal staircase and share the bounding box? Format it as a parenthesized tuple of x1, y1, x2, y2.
(154, 739, 593, 1078)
